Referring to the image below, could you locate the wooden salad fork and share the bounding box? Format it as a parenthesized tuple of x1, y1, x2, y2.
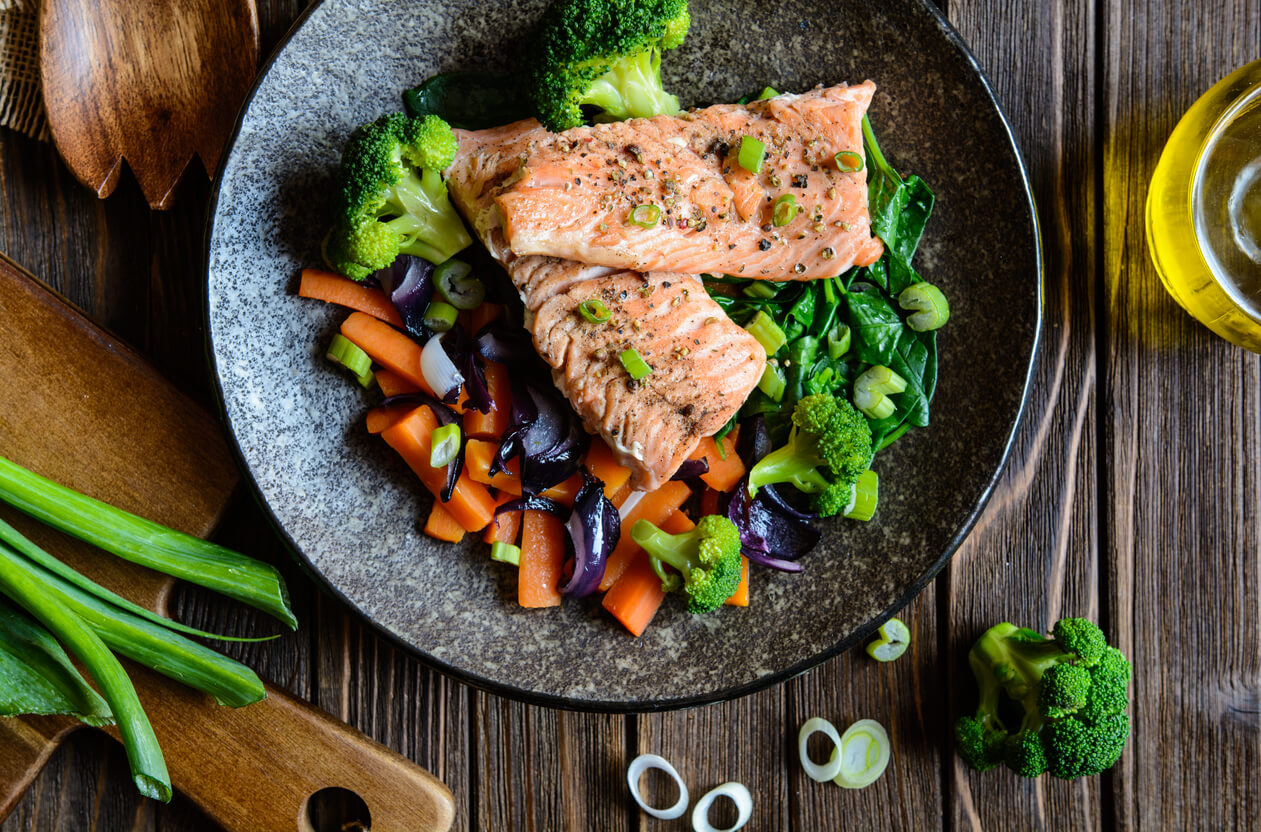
(39, 0, 258, 209)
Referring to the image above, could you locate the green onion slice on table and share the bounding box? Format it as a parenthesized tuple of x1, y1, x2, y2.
(829, 719, 892, 788)
(0, 456, 297, 629)
(865, 617, 910, 661)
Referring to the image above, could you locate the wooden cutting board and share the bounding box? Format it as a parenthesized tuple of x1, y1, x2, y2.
(0, 253, 455, 831)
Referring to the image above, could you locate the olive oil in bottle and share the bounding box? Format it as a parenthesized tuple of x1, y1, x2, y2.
(1146, 60, 1261, 352)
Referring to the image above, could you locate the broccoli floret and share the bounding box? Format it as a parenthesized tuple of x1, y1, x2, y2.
(524, 0, 691, 131)
(629, 515, 742, 613)
(323, 113, 471, 280)
(747, 394, 873, 517)
(954, 618, 1131, 780)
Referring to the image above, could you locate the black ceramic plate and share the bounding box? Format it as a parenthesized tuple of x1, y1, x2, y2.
(206, 0, 1040, 711)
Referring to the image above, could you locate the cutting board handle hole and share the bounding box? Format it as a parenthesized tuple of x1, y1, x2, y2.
(301, 786, 372, 832)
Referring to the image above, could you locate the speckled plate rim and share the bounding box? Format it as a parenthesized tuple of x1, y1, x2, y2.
(203, 0, 1043, 713)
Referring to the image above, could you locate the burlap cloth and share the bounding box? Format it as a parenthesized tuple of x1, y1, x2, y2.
(0, 0, 48, 140)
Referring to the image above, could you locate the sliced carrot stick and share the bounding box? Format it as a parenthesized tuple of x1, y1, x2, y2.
(379, 407, 496, 532)
(423, 500, 466, 543)
(584, 438, 632, 498)
(483, 491, 522, 545)
(375, 368, 422, 398)
(660, 510, 695, 534)
(541, 473, 583, 507)
(298, 268, 403, 328)
(519, 510, 564, 608)
(602, 550, 666, 637)
(463, 361, 511, 439)
(598, 480, 693, 591)
(689, 429, 746, 492)
(366, 403, 419, 435)
(340, 312, 434, 395)
(609, 481, 635, 509)
(470, 302, 501, 332)
(465, 439, 523, 493)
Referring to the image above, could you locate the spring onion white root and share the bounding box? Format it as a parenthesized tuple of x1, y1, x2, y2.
(830, 719, 892, 788)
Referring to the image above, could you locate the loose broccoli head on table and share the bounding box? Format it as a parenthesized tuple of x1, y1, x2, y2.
(954, 618, 1132, 779)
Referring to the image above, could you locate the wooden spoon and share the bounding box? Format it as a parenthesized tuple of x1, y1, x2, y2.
(39, 0, 259, 209)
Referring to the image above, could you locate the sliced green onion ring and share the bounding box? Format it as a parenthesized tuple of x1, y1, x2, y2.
(745, 310, 787, 356)
(619, 349, 653, 381)
(898, 282, 951, 331)
(422, 301, 459, 333)
(627, 204, 661, 228)
(741, 281, 780, 299)
(866, 617, 910, 662)
(429, 424, 462, 468)
(692, 781, 753, 832)
(843, 469, 878, 522)
(827, 324, 852, 360)
(326, 333, 372, 383)
(579, 298, 612, 323)
(626, 753, 689, 820)
(829, 719, 892, 788)
(798, 716, 845, 782)
(490, 542, 521, 566)
(757, 363, 786, 402)
(434, 258, 485, 310)
(834, 150, 865, 172)
(772, 194, 799, 227)
(756, 86, 779, 100)
(853, 365, 908, 420)
(737, 136, 765, 174)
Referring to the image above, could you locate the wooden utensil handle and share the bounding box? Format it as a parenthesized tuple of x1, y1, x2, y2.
(120, 665, 454, 832)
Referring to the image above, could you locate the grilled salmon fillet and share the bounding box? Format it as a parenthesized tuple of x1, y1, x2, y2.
(491, 83, 884, 280)
(447, 121, 765, 490)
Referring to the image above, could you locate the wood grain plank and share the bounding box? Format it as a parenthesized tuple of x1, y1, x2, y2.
(1101, 1, 1261, 829)
(786, 589, 943, 830)
(944, 0, 1102, 830)
(636, 686, 788, 832)
(474, 691, 629, 832)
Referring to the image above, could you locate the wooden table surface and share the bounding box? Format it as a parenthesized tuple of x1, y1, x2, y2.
(1, 1, 1258, 829)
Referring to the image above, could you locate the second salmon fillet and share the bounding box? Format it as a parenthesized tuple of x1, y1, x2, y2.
(492, 83, 884, 281)
(446, 121, 765, 490)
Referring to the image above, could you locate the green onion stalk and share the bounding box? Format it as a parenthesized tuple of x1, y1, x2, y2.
(0, 599, 112, 725)
(0, 456, 297, 630)
(0, 543, 171, 801)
